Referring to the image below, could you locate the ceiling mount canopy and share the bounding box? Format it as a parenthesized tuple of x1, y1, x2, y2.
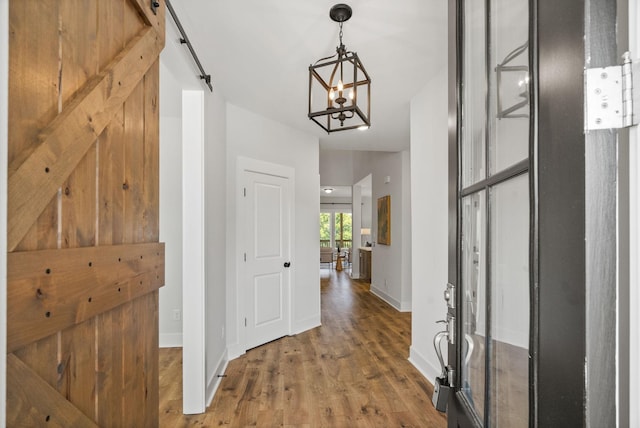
(329, 3, 352, 22)
(308, 3, 371, 134)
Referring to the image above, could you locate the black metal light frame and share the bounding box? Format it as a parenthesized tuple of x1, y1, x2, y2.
(308, 4, 372, 133)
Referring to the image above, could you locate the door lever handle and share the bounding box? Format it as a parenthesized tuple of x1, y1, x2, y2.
(284, 262, 291, 268)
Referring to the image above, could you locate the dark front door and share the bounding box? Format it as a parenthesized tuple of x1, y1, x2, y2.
(447, 0, 532, 426)
(446, 0, 622, 426)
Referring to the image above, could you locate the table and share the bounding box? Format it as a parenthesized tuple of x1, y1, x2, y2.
(336, 255, 345, 271)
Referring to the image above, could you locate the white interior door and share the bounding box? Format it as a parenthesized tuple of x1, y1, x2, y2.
(243, 170, 291, 350)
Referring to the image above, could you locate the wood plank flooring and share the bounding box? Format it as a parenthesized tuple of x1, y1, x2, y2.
(159, 268, 447, 427)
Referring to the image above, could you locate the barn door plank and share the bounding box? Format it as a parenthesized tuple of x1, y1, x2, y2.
(59, 0, 98, 250)
(123, 79, 146, 245)
(12, 334, 60, 392)
(62, 146, 97, 249)
(7, 0, 59, 169)
(8, 26, 164, 252)
(143, 291, 160, 426)
(124, 0, 148, 45)
(8, 0, 61, 253)
(95, 307, 124, 427)
(94, 5, 130, 422)
(59, 319, 97, 420)
(130, 0, 166, 33)
(98, 108, 126, 247)
(6, 354, 98, 427)
(143, 62, 161, 242)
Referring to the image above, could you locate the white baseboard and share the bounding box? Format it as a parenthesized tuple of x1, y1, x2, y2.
(292, 314, 321, 335)
(206, 349, 229, 406)
(160, 333, 183, 348)
(227, 342, 245, 360)
(369, 285, 411, 312)
(409, 346, 440, 386)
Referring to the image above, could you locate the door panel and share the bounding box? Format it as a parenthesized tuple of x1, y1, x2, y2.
(488, 0, 530, 174)
(244, 171, 291, 350)
(488, 173, 529, 427)
(7, 1, 165, 426)
(254, 273, 283, 325)
(460, 0, 487, 189)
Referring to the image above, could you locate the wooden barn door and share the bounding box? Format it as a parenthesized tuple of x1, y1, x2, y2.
(6, 1, 165, 426)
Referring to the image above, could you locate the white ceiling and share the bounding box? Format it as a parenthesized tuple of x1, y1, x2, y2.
(170, 1, 447, 152)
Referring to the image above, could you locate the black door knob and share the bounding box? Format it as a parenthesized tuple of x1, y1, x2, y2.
(284, 262, 291, 268)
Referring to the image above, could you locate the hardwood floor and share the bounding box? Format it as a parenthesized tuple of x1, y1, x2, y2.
(159, 268, 447, 427)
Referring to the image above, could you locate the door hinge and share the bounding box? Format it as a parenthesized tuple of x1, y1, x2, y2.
(585, 52, 639, 131)
(244, 253, 246, 262)
(243, 187, 247, 197)
(244, 318, 247, 327)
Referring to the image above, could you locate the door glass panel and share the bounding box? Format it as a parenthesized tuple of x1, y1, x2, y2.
(461, 190, 487, 420)
(489, 0, 529, 173)
(457, 0, 531, 426)
(461, 0, 487, 188)
(489, 173, 529, 426)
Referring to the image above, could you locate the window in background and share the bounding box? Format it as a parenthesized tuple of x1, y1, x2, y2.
(320, 213, 331, 247)
(319, 212, 352, 249)
(334, 213, 352, 250)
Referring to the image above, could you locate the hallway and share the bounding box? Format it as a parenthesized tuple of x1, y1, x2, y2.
(159, 269, 447, 427)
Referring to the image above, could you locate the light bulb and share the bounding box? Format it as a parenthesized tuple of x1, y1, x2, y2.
(338, 79, 344, 92)
(348, 89, 354, 100)
(329, 88, 335, 100)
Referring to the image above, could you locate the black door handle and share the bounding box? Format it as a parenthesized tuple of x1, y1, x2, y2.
(284, 262, 291, 268)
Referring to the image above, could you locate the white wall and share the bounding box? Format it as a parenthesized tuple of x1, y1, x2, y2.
(0, 0, 8, 424)
(203, 72, 228, 404)
(408, 65, 449, 382)
(159, 18, 201, 347)
(319, 149, 354, 185)
(225, 104, 320, 358)
(160, 9, 228, 409)
(361, 195, 372, 230)
(401, 151, 412, 306)
(159, 68, 185, 347)
(181, 90, 206, 413)
(353, 151, 412, 311)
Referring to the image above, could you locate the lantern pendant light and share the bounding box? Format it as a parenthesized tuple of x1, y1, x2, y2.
(308, 4, 371, 133)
